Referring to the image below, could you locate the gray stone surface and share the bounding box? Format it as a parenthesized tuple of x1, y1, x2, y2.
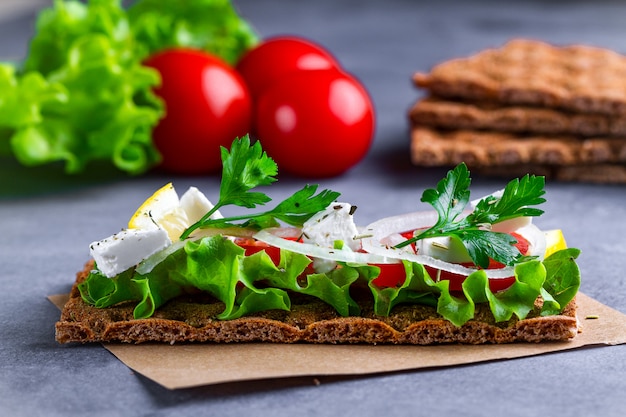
(1, 1, 625, 416)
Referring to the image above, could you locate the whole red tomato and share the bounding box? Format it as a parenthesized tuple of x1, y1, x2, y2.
(236, 36, 340, 100)
(255, 69, 375, 177)
(144, 48, 252, 174)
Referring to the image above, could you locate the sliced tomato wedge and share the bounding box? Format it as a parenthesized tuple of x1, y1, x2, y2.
(234, 236, 305, 266)
(234, 237, 283, 265)
(372, 233, 530, 292)
(235, 230, 530, 294)
(371, 262, 406, 288)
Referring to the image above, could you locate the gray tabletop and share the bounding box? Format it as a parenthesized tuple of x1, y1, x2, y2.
(2, 1, 626, 416)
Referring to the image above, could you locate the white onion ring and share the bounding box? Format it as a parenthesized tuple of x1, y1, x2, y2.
(136, 226, 283, 275)
(360, 211, 547, 279)
(253, 228, 396, 265)
(139, 214, 547, 279)
(136, 240, 186, 275)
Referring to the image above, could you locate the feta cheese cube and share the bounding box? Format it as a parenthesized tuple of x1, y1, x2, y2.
(301, 202, 360, 273)
(89, 228, 171, 278)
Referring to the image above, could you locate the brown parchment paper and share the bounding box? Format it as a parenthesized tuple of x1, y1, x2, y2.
(49, 292, 626, 390)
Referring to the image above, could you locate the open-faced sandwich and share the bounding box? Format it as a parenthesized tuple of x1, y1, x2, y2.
(56, 136, 581, 344)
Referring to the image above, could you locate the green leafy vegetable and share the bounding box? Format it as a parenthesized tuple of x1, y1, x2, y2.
(182, 236, 290, 320)
(1, 0, 257, 174)
(80, 235, 366, 320)
(244, 250, 361, 317)
(540, 248, 581, 316)
(81, 241, 580, 326)
(367, 250, 579, 326)
(0, 65, 66, 127)
(2, 0, 163, 174)
(366, 261, 437, 316)
(180, 136, 341, 239)
(127, 0, 258, 66)
(396, 163, 546, 268)
(81, 236, 287, 320)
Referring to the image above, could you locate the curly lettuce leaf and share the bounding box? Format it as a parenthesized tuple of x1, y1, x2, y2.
(0, 65, 67, 128)
(366, 262, 437, 316)
(0, 64, 70, 161)
(23, 0, 136, 75)
(80, 235, 369, 320)
(3, 0, 163, 174)
(182, 236, 291, 320)
(79, 236, 304, 320)
(463, 261, 546, 323)
(540, 248, 581, 316)
(368, 261, 545, 327)
(368, 249, 579, 327)
(127, 0, 259, 65)
(79, 267, 138, 307)
(80, 237, 580, 326)
(244, 249, 362, 316)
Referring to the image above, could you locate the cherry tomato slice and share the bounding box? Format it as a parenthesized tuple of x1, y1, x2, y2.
(372, 233, 530, 292)
(234, 236, 306, 266)
(511, 232, 530, 255)
(371, 263, 407, 288)
(234, 237, 283, 265)
(144, 48, 252, 174)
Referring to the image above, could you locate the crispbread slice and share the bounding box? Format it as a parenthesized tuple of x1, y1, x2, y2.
(55, 261, 579, 345)
(413, 39, 626, 115)
(409, 97, 626, 137)
(410, 126, 626, 172)
(470, 163, 626, 184)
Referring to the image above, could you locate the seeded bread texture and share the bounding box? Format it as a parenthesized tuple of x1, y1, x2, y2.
(55, 261, 579, 345)
(411, 126, 626, 167)
(413, 39, 626, 115)
(409, 97, 626, 138)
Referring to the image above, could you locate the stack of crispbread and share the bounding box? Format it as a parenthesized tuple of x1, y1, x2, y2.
(410, 39, 626, 183)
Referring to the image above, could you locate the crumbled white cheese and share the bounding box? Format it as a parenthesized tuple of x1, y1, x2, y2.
(301, 202, 359, 273)
(179, 186, 222, 224)
(89, 228, 171, 278)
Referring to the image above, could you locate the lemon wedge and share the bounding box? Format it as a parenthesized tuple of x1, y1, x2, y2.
(128, 183, 183, 239)
(128, 183, 219, 241)
(544, 229, 567, 258)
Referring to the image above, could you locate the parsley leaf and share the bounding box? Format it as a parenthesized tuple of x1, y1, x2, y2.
(195, 184, 340, 230)
(397, 163, 546, 268)
(467, 172, 545, 226)
(256, 184, 341, 227)
(180, 136, 340, 238)
(218, 134, 277, 208)
(458, 229, 521, 269)
(419, 161, 471, 233)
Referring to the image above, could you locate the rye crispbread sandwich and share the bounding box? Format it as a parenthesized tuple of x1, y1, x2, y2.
(409, 39, 626, 183)
(56, 137, 581, 345)
(56, 260, 578, 344)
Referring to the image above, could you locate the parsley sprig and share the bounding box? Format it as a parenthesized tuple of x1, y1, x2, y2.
(180, 136, 340, 240)
(396, 163, 546, 268)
